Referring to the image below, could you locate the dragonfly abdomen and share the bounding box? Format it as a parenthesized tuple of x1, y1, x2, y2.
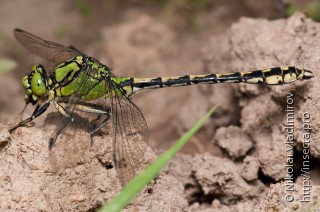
(130, 66, 313, 94)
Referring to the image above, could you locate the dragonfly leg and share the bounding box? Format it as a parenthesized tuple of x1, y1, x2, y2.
(68, 102, 111, 143)
(50, 101, 111, 147)
(88, 113, 111, 145)
(50, 101, 74, 148)
(49, 118, 73, 149)
(9, 102, 50, 133)
(53, 101, 71, 118)
(90, 112, 111, 135)
(68, 102, 110, 131)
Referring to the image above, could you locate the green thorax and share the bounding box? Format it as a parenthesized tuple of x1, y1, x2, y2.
(52, 55, 115, 101)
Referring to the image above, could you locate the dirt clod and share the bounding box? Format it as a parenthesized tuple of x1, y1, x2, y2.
(215, 126, 253, 158)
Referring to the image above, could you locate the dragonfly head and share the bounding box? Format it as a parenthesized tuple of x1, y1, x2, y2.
(22, 64, 48, 105)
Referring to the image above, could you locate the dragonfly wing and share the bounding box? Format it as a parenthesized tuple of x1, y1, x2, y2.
(14, 28, 81, 64)
(110, 82, 149, 186)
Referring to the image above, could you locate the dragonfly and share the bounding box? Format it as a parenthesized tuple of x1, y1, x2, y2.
(9, 29, 314, 186)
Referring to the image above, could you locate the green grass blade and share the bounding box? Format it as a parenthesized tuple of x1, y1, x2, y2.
(99, 104, 219, 212)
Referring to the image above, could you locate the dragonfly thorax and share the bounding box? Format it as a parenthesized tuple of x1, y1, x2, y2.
(22, 64, 48, 105)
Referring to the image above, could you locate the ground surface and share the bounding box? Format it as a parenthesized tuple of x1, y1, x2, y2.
(0, 1, 319, 211)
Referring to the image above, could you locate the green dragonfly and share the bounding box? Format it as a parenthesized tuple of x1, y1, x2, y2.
(9, 29, 313, 186)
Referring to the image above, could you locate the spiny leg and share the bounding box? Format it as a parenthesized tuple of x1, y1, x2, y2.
(49, 118, 73, 148)
(9, 102, 50, 133)
(70, 102, 111, 144)
(59, 101, 111, 144)
(90, 113, 111, 135)
(49, 101, 73, 148)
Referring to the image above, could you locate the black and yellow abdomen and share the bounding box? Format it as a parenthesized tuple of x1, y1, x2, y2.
(127, 66, 313, 94)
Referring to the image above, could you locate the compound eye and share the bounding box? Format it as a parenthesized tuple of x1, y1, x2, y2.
(31, 72, 46, 96)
